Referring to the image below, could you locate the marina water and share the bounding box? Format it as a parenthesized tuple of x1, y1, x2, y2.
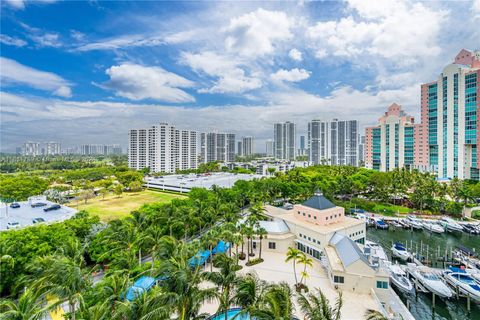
(368, 227, 480, 319)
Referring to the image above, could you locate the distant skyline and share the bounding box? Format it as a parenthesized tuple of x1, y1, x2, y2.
(1, 0, 479, 152)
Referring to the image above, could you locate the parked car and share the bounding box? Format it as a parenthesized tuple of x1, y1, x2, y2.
(6, 222, 20, 229)
(32, 217, 46, 224)
(31, 202, 47, 208)
(43, 204, 61, 212)
(9, 202, 20, 208)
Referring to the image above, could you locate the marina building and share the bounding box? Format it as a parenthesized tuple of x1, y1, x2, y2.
(265, 139, 274, 157)
(200, 132, 236, 163)
(308, 119, 359, 166)
(128, 123, 198, 173)
(364, 104, 418, 171)
(259, 192, 366, 261)
(274, 122, 296, 160)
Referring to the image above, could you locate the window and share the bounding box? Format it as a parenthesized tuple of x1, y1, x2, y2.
(297, 211, 301, 215)
(268, 242, 276, 249)
(308, 214, 311, 218)
(314, 216, 317, 220)
(252, 242, 257, 249)
(326, 217, 329, 220)
(376, 281, 388, 289)
(308, 237, 311, 241)
(303, 213, 306, 216)
(334, 276, 344, 284)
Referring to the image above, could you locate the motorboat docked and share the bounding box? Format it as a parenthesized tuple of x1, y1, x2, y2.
(386, 262, 414, 293)
(373, 218, 389, 230)
(410, 266, 453, 298)
(440, 217, 464, 233)
(389, 219, 403, 228)
(443, 267, 480, 302)
(405, 216, 424, 230)
(462, 224, 480, 235)
(422, 221, 445, 234)
(364, 240, 389, 267)
(391, 242, 412, 261)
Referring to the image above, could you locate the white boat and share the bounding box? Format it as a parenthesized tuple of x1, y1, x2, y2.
(387, 262, 414, 293)
(391, 242, 412, 261)
(422, 221, 445, 233)
(440, 217, 464, 232)
(443, 267, 480, 302)
(406, 216, 423, 230)
(364, 240, 389, 266)
(412, 267, 452, 298)
(373, 218, 389, 230)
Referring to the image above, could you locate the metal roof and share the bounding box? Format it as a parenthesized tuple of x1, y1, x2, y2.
(302, 192, 336, 211)
(329, 233, 370, 268)
(258, 219, 290, 234)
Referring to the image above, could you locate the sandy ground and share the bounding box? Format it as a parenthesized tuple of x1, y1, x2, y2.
(199, 250, 380, 320)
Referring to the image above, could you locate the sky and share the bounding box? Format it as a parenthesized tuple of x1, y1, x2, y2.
(1, 0, 479, 152)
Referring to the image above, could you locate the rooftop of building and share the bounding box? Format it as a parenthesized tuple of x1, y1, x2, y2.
(301, 191, 336, 210)
(0, 198, 77, 232)
(329, 232, 370, 268)
(264, 205, 364, 235)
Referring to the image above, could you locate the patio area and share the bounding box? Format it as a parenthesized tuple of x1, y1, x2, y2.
(199, 250, 380, 320)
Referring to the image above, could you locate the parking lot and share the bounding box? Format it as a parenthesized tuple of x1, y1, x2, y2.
(145, 172, 263, 192)
(0, 200, 77, 232)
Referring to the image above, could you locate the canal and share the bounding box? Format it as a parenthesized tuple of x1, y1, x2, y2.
(368, 227, 480, 320)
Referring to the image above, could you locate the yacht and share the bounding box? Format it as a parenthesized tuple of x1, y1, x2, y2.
(423, 221, 445, 234)
(462, 224, 480, 235)
(412, 267, 453, 298)
(440, 217, 464, 233)
(391, 242, 412, 261)
(443, 267, 480, 302)
(364, 240, 389, 266)
(386, 262, 414, 293)
(374, 218, 389, 230)
(406, 216, 424, 230)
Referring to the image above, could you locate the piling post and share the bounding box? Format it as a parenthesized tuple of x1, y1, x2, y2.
(432, 292, 436, 310)
(467, 293, 471, 313)
(456, 285, 459, 299)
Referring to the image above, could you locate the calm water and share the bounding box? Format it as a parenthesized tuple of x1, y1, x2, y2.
(368, 227, 480, 320)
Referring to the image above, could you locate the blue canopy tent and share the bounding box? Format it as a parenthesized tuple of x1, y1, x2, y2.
(212, 240, 231, 255)
(188, 249, 211, 268)
(125, 276, 157, 301)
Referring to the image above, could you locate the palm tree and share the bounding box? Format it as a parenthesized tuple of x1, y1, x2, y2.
(285, 247, 301, 285)
(93, 271, 130, 316)
(364, 309, 388, 320)
(33, 254, 89, 320)
(252, 282, 294, 320)
(297, 288, 343, 320)
(0, 288, 48, 320)
(297, 252, 313, 285)
(234, 272, 267, 317)
(158, 252, 217, 320)
(205, 254, 241, 320)
(256, 227, 267, 260)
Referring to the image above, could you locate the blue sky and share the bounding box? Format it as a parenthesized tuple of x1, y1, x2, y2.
(1, 0, 479, 152)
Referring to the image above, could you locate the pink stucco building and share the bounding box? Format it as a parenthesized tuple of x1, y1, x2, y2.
(293, 191, 345, 226)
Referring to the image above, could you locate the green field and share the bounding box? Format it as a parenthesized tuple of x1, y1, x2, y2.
(74, 190, 186, 221)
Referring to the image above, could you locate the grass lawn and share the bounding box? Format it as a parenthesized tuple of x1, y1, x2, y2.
(74, 190, 186, 221)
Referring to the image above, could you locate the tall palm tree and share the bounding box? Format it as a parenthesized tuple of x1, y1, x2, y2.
(93, 271, 130, 316)
(256, 227, 267, 260)
(364, 309, 388, 320)
(285, 247, 301, 285)
(234, 272, 267, 317)
(252, 282, 294, 320)
(158, 253, 217, 320)
(205, 254, 241, 320)
(0, 288, 48, 320)
(33, 255, 90, 320)
(297, 253, 313, 285)
(297, 288, 343, 320)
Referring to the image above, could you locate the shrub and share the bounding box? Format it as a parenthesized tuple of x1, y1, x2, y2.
(245, 258, 264, 266)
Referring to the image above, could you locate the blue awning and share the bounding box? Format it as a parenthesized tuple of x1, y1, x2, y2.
(188, 249, 211, 267)
(212, 240, 231, 255)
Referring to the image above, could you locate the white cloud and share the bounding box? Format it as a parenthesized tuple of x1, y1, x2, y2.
(288, 48, 302, 61)
(74, 34, 164, 52)
(181, 51, 262, 94)
(270, 68, 310, 82)
(0, 57, 72, 97)
(4, 0, 57, 10)
(307, 0, 448, 62)
(224, 8, 294, 58)
(70, 30, 86, 41)
(99, 63, 195, 103)
(20, 23, 62, 48)
(473, 0, 480, 18)
(0, 34, 27, 47)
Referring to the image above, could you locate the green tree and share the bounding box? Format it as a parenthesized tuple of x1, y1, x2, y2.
(285, 247, 301, 285)
(0, 175, 49, 201)
(113, 184, 124, 198)
(252, 282, 294, 320)
(364, 309, 388, 320)
(297, 288, 343, 320)
(0, 288, 49, 320)
(298, 252, 313, 285)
